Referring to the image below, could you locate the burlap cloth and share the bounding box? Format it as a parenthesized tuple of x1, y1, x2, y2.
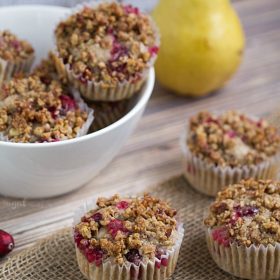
(0, 175, 240, 280)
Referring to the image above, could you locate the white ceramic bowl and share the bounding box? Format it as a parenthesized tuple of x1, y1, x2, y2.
(0, 5, 155, 198)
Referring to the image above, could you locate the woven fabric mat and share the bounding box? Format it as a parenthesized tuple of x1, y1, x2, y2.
(0, 176, 238, 280)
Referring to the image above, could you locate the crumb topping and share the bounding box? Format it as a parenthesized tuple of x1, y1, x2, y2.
(74, 194, 178, 266)
(0, 30, 34, 61)
(187, 111, 280, 167)
(55, 3, 158, 86)
(204, 179, 280, 247)
(0, 76, 88, 143)
(32, 52, 67, 86)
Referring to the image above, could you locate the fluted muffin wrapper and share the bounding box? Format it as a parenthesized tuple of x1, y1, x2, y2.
(206, 228, 280, 280)
(73, 199, 184, 280)
(0, 89, 94, 142)
(0, 55, 34, 86)
(89, 100, 129, 132)
(180, 128, 280, 197)
(53, 1, 160, 101)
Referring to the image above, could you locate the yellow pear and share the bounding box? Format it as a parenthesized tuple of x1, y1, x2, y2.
(153, 0, 245, 96)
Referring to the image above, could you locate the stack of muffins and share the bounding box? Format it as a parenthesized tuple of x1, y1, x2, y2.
(0, 2, 159, 143)
(180, 110, 280, 280)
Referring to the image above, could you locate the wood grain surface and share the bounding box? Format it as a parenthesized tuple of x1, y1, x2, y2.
(1, 0, 280, 263)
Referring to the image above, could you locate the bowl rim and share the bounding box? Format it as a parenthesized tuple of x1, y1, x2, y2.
(0, 5, 155, 148)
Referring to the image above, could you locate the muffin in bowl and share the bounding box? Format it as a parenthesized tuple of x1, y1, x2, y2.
(0, 30, 34, 86)
(74, 194, 184, 280)
(204, 179, 280, 280)
(54, 2, 159, 101)
(181, 111, 280, 196)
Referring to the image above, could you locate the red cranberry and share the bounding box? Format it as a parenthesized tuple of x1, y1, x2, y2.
(79, 75, 88, 84)
(74, 230, 83, 245)
(40, 76, 52, 85)
(212, 227, 230, 247)
(48, 106, 59, 119)
(124, 5, 139, 15)
(155, 248, 165, 260)
(60, 95, 76, 114)
(92, 212, 103, 223)
(155, 261, 161, 269)
(85, 247, 104, 266)
(107, 219, 127, 238)
(226, 130, 237, 138)
(234, 205, 259, 218)
(78, 239, 89, 250)
(116, 201, 129, 210)
(148, 46, 159, 56)
(125, 249, 143, 266)
(0, 230, 15, 257)
(10, 40, 21, 51)
(161, 258, 168, 267)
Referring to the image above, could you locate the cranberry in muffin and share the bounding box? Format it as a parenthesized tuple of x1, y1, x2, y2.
(204, 179, 280, 279)
(74, 194, 184, 280)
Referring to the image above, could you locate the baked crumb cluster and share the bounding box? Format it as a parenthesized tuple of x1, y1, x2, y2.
(0, 76, 88, 143)
(32, 52, 67, 86)
(74, 194, 178, 267)
(0, 30, 34, 61)
(55, 2, 158, 86)
(188, 111, 280, 167)
(204, 179, 280, 247)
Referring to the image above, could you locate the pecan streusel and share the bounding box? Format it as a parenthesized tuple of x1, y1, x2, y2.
(187, 111, 280, 167)
(0, 30, 34, 62)
(74, 194, 179, 267)
(55, 2, 158, 86)
(0, 76, 88, 143)
(204, 179, 280, 247)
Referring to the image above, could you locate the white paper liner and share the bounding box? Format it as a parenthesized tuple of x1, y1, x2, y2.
(73, 198, 184, 280)
(180, 120, 280, 197)
(0, 89, 94, 143)
(206, 228, 280, 280)
(0, 54, 34, 86)
(53, 0, 160, 102)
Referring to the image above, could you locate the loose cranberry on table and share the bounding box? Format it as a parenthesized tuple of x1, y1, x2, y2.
(0, 229, 15, 257)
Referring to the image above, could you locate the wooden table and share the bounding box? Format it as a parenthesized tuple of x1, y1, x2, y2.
(1, 0, 280, 262)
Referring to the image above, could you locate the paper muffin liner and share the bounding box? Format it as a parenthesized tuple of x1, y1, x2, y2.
(53, 1, 160, 102)
(73, 199, 184, 280)
(180, 124, 280, 197)
(0, 55, 34, 86)
(0, 89, 94, 143)
(89, 100, 129, 132)
(206, 228, 280, 280)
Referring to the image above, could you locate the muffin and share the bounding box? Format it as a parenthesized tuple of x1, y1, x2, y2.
(204, 179, 280, 280)
(0, 30, 34, 86)
(89, 100, 129, 132)
(34, 53, 128, 132)
(0, 76, 93, 143)
(55, 2, 159, 101)
(181, 111, 280, 196)
(73, 194, 184, 280)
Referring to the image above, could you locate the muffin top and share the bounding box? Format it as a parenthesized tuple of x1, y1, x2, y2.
(204, 179, 280, 247)
(55, 2, 158, 86)
(0, 76, 88, 143)
(187, 111, 280, 167)
(32, 52, 67, 86)
(0, 30, 34, 61)
(74, 194, 179, 266)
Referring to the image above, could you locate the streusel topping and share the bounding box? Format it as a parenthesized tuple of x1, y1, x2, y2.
(204, 179, 280, 247)
(55, 2, 158, 86)
(0, 30, 34, 61)
(74, 194, 178, 266)
(0, 76, 88, 143)
(187, 111, 280, 167)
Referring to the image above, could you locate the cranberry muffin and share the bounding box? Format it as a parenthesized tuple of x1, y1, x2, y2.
(181, 111, 280, 196)
(74, 194, 184, 280)
(55, 2, 159, 101)
(0, 76, 93, 143)
(205, 179, 280, 279)
(0, 30, 34, 86)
